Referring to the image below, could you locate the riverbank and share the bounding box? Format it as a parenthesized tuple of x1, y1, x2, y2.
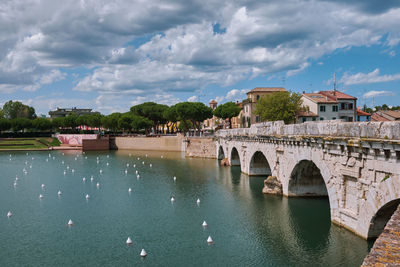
(0, 137, 61, 151)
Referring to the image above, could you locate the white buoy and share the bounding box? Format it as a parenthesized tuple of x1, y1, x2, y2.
(83, 177, 86, 182)
(140, 249, 147, 257)
(128, 188, 132, 193)
(96, 183, 100, 187)
(207, 236, 213, 244)
(62, 152, 65, 155)
(58, 190, 62, 196)
(85, 156, 88, 159)
(46, 158, 48, 162)
(63, 171, 66, 175)
(107, 155, 109, 158)
(125, 169, 128, 174)
(142, 161, 145, 165)
(99, 169, 103, 174)
(39, 194, 43, 199)
(75, 157, 77, 161)
(68, 219, 74, 226)
(72, 169, 75, 173)
(145, 154, 148, 157)
(66, 165, 70, 169)
(133, 164, 136, 168)
(85, 194, 90, 199)
(13, 182, 17, 187)
(135, 170, 138, 174)
(137, 175, 140, 179)
(202, 221, 208, 227)
(91, 177, 94, 182)
(170, 196, 175, 202)
(197, 198, 201, 204)
(126, 237, 133, 245)
(149, 164, 152, 167)
(173, 176, 176, 182)
(137, 157, 140, 160)
(106, 162, 109, 166)
(161, 155, 163, 158)
(15, 176, 19, 181)
(41, 184, 45, 189)
(62, 161, 64, 164)
(126, 163, 129, 167)
(7, 211, 12, 218)
(29, 165, 32, 169)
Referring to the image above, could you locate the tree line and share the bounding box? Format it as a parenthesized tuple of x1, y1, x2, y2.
(0, 100, 242, 134)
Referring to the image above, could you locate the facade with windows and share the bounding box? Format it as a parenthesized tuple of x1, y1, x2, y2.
(241, 87, 287, 127)
(300, 93, 339, 122)
(319, 91, 357, 122)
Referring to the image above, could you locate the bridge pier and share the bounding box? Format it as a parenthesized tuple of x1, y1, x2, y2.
(216, 121, 400, 240)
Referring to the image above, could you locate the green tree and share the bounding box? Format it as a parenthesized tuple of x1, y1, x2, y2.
(130, 102, 168, 133)
(174, 102, 213, 133)
(11, 118, 32, 132)
(64, 113, 79, 130)
(255, 91, 302, 124)
(163, 105, 179, 133)
(213, 102, 241, 128)
(2, 100, 36, 119)
(118, 114, 134, 133)
(51, 117, 65, 131)
(132, 115, 154, 133)
(32, 118, 53, 131)
(0, 108, 4, 118)
(87, 113, 103, 129)
(0, 118, 11, 132)
(101, 113, 121, 132)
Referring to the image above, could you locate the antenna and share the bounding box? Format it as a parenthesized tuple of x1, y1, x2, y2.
(333, 73, 337, 91)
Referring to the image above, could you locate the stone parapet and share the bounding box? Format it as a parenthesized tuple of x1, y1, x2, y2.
(216, 121, 400, 140)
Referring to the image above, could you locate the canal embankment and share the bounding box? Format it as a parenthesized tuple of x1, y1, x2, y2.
(111, 135, 185, 152)
(184, 137, 217, 158)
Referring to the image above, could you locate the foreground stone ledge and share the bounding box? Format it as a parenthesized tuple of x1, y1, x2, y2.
(362, 204, 400, 266)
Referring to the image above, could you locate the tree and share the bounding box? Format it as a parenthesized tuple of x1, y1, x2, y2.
(0, 118, 11, 132)
(87, 113, 103, 129)
(32, 118, 52, 131)
(163, 105, 179, 133)
(130, 102, 168, 133)
(2, 100, 36, 119)
(174, 102, 213, 133)
(0, 108, 4, 118)
(64, 113, 79, 130)
(213, 102, 241, 128)
(101, 113, 121, 132)
(118, 114, 134, 133)
(51, 117, 65, 131)
(255, 91, 302, 124)
(11, 118, 32, 132)
(132, 116, 154, 133)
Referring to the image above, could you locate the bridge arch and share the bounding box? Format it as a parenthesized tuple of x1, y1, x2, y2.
(248, 151, 272, 176)
(230, 147, 240, 166)
(288, 160, 328, 197)
(218, 145, 225, 160)
(367, 198, 400, 239)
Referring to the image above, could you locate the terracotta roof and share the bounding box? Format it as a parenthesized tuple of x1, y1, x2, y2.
(302, 93, 337, 103)
(381, 110, 400, 119)
(297, 110, 318, 117)
(247, 87, 287, 94)
(319, 90, 357, 100)
(371, 113, 390, 122)
(356, 108, 371, 116)
(209, 100, 217, 104)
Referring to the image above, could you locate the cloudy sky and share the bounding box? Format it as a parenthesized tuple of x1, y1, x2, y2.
(0, 0, 399, 115)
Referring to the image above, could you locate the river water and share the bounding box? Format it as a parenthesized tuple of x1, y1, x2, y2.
(0, 150, 370, 266)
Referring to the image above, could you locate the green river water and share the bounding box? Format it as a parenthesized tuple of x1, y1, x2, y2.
(0, 150, 371, 266)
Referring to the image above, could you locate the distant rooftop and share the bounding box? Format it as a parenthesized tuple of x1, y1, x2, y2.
(319, 90, 357, 100)
(302, 93, 337, 103)
(247, 87, 287, 94)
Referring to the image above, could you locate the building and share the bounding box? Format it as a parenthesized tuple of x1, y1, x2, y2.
(242, 87, 287, 127)
(203, 100, 221, 131)
(372, 110, 400, 122)
(299, 90, 357, 123)
(356, 108, 371, 122)
(319, 90, 357, 122)
(49, 107, 98, 118)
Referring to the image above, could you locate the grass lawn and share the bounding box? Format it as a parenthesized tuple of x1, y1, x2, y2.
(0, 137, 61, 150)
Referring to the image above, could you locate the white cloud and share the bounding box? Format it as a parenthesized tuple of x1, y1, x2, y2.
(215, 88, 247, 104)
(39, 69, 66, 85)
(187, 95, 198, 102)
(340, 69, 400, 85)
(362, 90, 395, 99)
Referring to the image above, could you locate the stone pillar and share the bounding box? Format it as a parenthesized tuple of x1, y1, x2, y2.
(262, 176, 283, 195)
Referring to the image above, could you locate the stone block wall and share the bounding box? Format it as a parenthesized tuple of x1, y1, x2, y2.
(82, 137, 109, 151)
(185, 137, 217, 158)
(114, 135, 185, 151)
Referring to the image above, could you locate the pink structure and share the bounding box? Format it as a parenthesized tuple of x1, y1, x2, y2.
(56, 134, 98, 146)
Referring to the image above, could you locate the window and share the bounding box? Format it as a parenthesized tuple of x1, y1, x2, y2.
(320, 105, 326, 112)
(256, 95, 260, 100)
(332, 105, 338, 112)
(340, 103, 346, 110)
(348, 117, 353, 122)
(312, 118, 316, 121)
(332, 117, 336, 120)
(256, 115, 260, 123)
(302, 117, 307, 123)
(320, 117, 324, 121)
(348, 103, 353, 110)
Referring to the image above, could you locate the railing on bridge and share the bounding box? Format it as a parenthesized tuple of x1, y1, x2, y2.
(216, 121, 400, 140)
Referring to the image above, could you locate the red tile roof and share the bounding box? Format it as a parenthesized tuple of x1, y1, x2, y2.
(297, 110, 318, 117)
(356, 108, 371, 116)
(302, 93, 337, 103)
(371, 113, 391, 122)
(319, 90, 357, 100)
(247, 87, 287, 94)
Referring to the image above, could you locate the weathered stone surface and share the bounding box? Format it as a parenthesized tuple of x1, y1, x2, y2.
(362, 204, 400, 267)
(220, 158, 230, 166)
(185, 137, 216, 158)
(216, 121, 400, 240)
(262, 176, 283, 195)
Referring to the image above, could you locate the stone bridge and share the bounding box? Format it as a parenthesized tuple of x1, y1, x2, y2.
(216, 121, 400, 240)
